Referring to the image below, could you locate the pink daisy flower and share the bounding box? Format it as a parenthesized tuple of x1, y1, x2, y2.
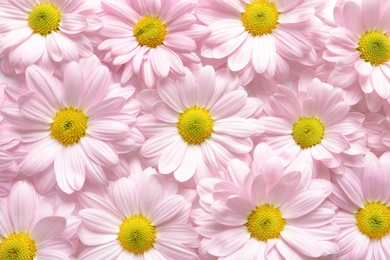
(196, 0, 321, 84)
(330, 152, 390, 259)
(258, 75, 367, 178)
(137, 66, 263, 182)
(78, 169, 198, 259)
(196, 149, 339, 259)
(0, 0, 102, 74)
(98, 0, 209, 88)
(0, 181, 73, 259)
(0, 56, 144, 194)
(324, 0, 390, 112)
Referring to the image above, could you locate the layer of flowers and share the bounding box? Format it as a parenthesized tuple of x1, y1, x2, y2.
(0, 0, 389, 259)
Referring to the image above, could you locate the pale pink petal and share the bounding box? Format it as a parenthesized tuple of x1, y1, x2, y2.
(288, 207, 335, 228)
(197, 66, 216, 108)
(211, 200, 248, 226)
(210, 90, 247, 120)
(173, 145, 199, 182)
(78, 226, 118, 246)
(154, 239, 198, 259)
(140, 130, 178, 158)
(281, 226, 322, 257)
(311, 144, 333, 160)
(362, 0, 381, 30)
(9, 181, 37, 233)
(213, 31, 248, 59)
(82, 66, 111, 108)
(275, 0, 300, 12)
(85, 97, 125, 117)
(164, 34, 196, 52)
(158, 136, 187, 174)
(111, 178, 138, 218)
(157, 77, 185, 112)
(173, 69, 195, 109)
(140, 174, 164, 217)
(150, 195, 185, 225)
(60, 13, 87, 34)
(78, 209, 121, 234)
(21, 34, 45, 66)
(335, 172, 365, 208)
(163, 0, 196, 24)
(81, 137, 119, 168)
(206, 227, 250, 257)
(31, 216, 66, 242)
(26, 65, 62, 108)
(88, 117, 129, 140)
(371, 67, 390, 99)
(205, 19, 245, 44)
(157, 224, 198, 245)
(212, 134, 253, 154)
(321, 132, 348, 153)
(63, 61, 83, 108)
(152, 101, 179, 123)
(54, 145, 86, 194)
(149, 47, 170, 77)
(252, 36, 268, 74)
(280, 189, 326, 218)
(78, 240, 122, 260)
(267, 171, 301, 207)
(343, 1, 364, 33)
(213, 118, 256, 137)
(18, 94, 54, 123)
(22, 138, 60, 176)
(228, 36, 252, 72)
(363, 160, 385, 202)
(101, 0, 140, 24)
(0, 28, 32, 51)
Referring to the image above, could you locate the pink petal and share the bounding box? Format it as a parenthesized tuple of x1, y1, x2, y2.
(281, 226, 322, 257)
(83, 66, 111, 109)
(158, 136, 187, 174)
(212, 134, 252, 154)
(31, 216, 66, 241)
(87, 119, 128, 141)
(78, 209, 120, 234)
(9, 181, 37, 232)
(140, 130, 177, 158)
(363, 160, 385, 202)
(213, 118, 256, 137)
(280, 189, 326, 219)
(176, 67, 196, 108)
(321, 132, 348, 153)
(157, 77, 185, 112)
(81, 137, 119, 168)
(210, 90, 247, 119)
(78, 241, 122, 260)
(101, 0, 140, 24)
(228, 36, 252, 72)
(196, 66, 216, 108)
(21, 34, 45, 66)
(152, 101, 179, 123)
(54, 145, 86, 194)
(22, 138, 59, 176)
(150, 47, 170, 78)
(267, 171, 301, 207)
(371, 67, 390, 99)
(343, 1, 363, 33)
(173, 145, 199, 182)
(362, 0, 381, 30)
(164, 34, 196, 52)
(111, 178, 137, 218)
(150, 195, 185, 225)
(63, 61, 83, 108)
(206, 227, 250, 257)
(18, 94, 54, 123)
(140, 175, 164, 217)
(60, 13, 87, 34)
(25, 65, 62, 108)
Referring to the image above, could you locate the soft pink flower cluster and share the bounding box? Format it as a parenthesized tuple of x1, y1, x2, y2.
(0, 0, 390, 259)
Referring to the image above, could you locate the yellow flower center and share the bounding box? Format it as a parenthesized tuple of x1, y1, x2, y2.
(177, 106, 214, 145)
(241, 0, 279, 36)
(357, 31, 390, 66)
(292, 117, 325, 149)
(133, 16, 167, 48)
(28, 3, 61, 36)
(0, 233, 37, 260)
(118, 215, 156, 255)
(50, 107, 88, 146)
(245, 204, 286, 241)
(356, 202, 390, 239)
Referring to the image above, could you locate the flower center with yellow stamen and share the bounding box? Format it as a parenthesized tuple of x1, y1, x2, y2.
(0, 233, 37, 260)
(241, 0, 279, 36)
(133, 16, 167, 48)
(356, 202, 390, 239)
(292, 117, 325, 149)
(245, 204, 286, 241)
(28, 3, 61, 36)
(177, 106, 214, 145)
(118, 215, 156, 255)
(357, 31, 390, 66)
(50, 107, 88, 146)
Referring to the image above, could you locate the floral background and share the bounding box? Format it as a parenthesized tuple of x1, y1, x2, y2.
(1, 0, 390, 259)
